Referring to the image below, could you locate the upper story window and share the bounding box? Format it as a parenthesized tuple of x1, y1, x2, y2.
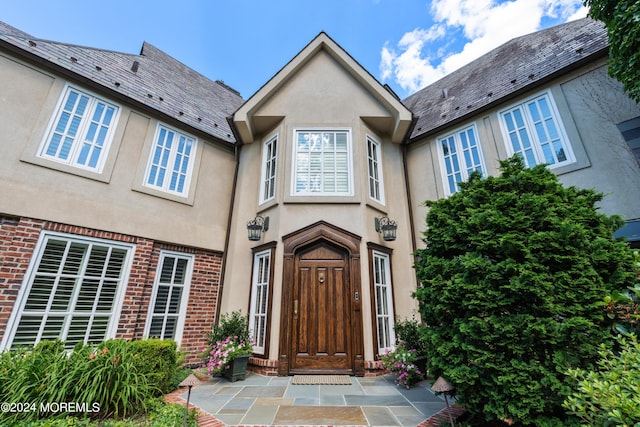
(367, 135, 385, 204)
(39, 85, 120, 172)
(260, 135, 278, 204)
(293, 129, 352, 196)
(438, 124, 485, 195)
(500, 92, 574, 169)
(144, 124, 197, 197)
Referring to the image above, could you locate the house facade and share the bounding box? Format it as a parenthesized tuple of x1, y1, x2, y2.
(1, 18, 638, 374)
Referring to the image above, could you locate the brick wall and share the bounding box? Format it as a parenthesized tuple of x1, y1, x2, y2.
(0, 216, 221, 364)
(0, 216, 42, 341)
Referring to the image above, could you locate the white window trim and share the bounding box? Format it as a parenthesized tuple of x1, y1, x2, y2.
(366, 134, 386, 205)
(248, 249, 271, 355)
(37, 84, 121, 173)
(143, 123, 197, 197)
(372, 250, 395, 355)
(143, 250, 193, 345)
(291, 128, 354, 197)
(0, 231, 134, 351)
(437, 123, 486, 196)
(499, 91, 575, 169)
(259, 134, 278, 204)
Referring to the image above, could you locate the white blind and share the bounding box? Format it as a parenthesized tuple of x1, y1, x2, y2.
(11, 236, 130, 349)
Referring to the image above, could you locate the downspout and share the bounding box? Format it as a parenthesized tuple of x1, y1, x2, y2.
(215, 119, 243, 325)
(402, 116, 419, 257)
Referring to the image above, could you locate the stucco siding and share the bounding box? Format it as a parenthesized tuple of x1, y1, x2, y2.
(0, 52, 235, 251)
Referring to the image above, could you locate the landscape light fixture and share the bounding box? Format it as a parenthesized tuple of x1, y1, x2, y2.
(431, 376, 456, 426)
(178, 374, 201, 427)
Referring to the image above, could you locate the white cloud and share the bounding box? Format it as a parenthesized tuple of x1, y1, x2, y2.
(381, 0, 588, 96)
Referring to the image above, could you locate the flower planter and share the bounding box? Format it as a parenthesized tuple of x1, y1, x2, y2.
(415, 355, 428, 376)
(222, 354, 250, 382)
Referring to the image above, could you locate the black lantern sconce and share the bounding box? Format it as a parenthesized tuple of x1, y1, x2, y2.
(375, 216, 397, 241)
(247, 215, 269, 241)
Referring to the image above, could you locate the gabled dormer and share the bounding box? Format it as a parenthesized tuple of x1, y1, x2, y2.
(233, 32, 412, 145)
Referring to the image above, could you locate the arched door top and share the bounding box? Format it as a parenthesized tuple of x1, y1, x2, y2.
(282, 221, 361, 256)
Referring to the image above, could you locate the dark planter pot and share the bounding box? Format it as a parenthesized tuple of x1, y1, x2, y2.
(415, 355, 428, 377)
(222, 354, 250, 382)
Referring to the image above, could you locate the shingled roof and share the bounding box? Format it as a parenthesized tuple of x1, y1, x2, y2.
(403, 18, 609, 141)
(0, 21, 243, 145)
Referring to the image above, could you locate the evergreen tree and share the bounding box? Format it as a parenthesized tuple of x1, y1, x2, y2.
(413, 156, 638, 425)
(584, 0, 640, 102)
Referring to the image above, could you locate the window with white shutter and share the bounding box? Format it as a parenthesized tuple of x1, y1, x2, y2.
(2, 233, 133, 350)
(145, 251, 193, 343)
(292, 129, 352, 196)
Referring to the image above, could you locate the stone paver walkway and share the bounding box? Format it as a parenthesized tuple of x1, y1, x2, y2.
(165, 373, 465, 426)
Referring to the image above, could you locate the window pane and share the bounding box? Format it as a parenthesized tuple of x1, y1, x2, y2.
(502, 94, 572, 169)
(372, 252, 395, 354)
(145, 126, 195, 196)
(40, 87, 118, 172)
(9, 236, 131, 349)
(146, 253, 191, 341)
(249, 251, 271, 354)
(294, 130, 350, 195)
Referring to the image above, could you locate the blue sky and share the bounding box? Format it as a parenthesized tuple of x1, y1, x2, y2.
(2, 0, 587, 99)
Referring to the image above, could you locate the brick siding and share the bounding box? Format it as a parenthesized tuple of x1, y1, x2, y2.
(0, 216, 220, 363)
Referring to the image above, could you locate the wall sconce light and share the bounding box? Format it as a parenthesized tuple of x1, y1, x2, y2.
(247, 215, 269, 241)
(375, 216, 397, 241)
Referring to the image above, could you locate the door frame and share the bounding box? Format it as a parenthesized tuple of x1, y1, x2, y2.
(278, 221, 364, 376)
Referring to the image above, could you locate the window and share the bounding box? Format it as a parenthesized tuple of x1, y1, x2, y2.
(293, 129, 352, 195)
(260, 135, 278, 203)
(2, 233, 133, 350)
(500, 92, 574, 168)
(39, 85, 120, 172)
(248, 249, 273, 355)
(145, 252, 193, 343)
(438, 125, 485, 195)
(144, 124, 197, 196)
(371, 250, 395, 354)
(617, 116, 640, 162)
(367, 135, 385, 204)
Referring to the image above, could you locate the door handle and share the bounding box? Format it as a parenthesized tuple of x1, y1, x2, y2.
(294, 299, 298, 317)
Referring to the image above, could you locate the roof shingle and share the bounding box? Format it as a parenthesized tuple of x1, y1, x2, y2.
(0, 21, 243, 144)
(402, 18, 608, 141)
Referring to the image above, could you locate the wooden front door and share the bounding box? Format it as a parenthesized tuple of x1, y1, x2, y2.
(291, 242, 352, 373)
(279, 221, 364, 376)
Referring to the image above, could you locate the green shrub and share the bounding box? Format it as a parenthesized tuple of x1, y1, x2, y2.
(564, 334, 640, 426)
(129, 339, 180, 394)
(1, 399, 198, 426)
(0, 340, 71, 419)
(413, 157, 639, 425)
(0, 339, 184, 422)
(60, 340, 156, 419)
(393, 316, 425, 355)
(207, 310, 251, 345)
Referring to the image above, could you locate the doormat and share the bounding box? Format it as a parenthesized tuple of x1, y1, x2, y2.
(291, 375, 352, 385)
